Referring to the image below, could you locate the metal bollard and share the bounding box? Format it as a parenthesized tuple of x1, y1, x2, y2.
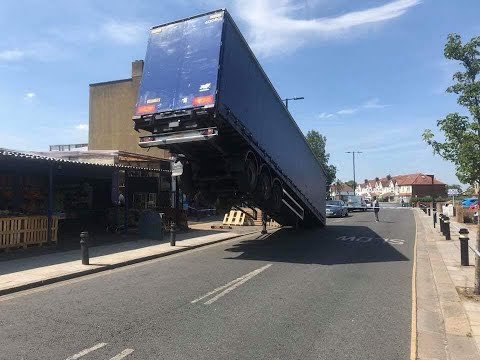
(439, 214, 445, 234)
(459, 228, 469, 266)
(427, 208, 431, 216)
(261, 212, 268, 235)
(433, 210, 437, 228)
(80, 231, 89, 265)
(444, 216, 451, 240)
(170, 222, 176, 246)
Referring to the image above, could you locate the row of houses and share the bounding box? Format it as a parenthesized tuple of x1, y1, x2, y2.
(330, 173, 447, 202)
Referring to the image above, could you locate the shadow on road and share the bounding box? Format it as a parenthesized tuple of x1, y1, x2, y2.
(223, 225, 409, 265)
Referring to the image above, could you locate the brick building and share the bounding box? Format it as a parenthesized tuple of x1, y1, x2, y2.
(89, 60, 169, 159)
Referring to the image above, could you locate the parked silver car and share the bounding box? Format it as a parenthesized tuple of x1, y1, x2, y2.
(326, 200, 348, 217)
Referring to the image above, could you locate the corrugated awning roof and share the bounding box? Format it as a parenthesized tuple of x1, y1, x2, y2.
(0, 150, 171, 173)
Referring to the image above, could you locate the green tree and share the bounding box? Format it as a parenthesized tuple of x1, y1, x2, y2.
(466, 185, 477, 196)
(332, 179, 344, 197)
(305, 130, 337, 185)
(345, 180, 355, 189)
(422, 33, 480, 293)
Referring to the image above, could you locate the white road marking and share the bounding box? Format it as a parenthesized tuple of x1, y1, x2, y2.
(191, 264, 272, 305)
(109, 349, 135, 360)
(204, 264, 272, 305)
(65, 343, 107, 360)
(337, 235, 405, 245)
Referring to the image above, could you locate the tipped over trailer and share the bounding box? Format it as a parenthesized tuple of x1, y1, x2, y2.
(133, 9, 326, 227)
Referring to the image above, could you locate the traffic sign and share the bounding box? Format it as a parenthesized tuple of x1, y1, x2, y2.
(448, 189, 459, 196)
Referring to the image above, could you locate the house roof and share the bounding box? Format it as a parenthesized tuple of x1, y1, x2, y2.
(330, 183, 354, 192)
(394, 173, 445, 186)
(379, 177, 391, 186)
(359, 173, 446, 188)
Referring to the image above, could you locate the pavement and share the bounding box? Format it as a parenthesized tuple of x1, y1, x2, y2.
(0, 208, 415, 359)
(0, 224, 262, 296)
(414, 208, 480, 360)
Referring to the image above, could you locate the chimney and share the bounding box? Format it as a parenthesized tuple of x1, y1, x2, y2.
(132, 60, 144, 78)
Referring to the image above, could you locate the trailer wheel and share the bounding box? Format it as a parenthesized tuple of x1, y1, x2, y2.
(258, 168, 272, 201)
(271, 179, 283, 212)
(244, 156, 258, 192)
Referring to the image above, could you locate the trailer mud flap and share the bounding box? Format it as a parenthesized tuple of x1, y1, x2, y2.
(282, 189, 304, 220)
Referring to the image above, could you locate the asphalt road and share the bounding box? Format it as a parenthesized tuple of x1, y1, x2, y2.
(0, 208, 415, 360)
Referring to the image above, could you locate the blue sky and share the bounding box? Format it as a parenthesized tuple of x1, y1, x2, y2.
(1, 0, 479, 186)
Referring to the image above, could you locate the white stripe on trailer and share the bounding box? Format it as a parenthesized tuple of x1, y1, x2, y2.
(282, 199, 304, 220)
(282, 189, 304, 220)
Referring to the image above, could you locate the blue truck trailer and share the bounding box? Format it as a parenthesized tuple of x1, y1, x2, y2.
(133, 9, 326, 227)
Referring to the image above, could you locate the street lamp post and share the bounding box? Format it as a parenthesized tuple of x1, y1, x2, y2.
(346, 151, 362, 195)
(282, 97, 304, 109)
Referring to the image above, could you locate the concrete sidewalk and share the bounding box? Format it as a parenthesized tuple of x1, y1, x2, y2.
(415, 208, 480, 359)
(0, 226, 263, 296)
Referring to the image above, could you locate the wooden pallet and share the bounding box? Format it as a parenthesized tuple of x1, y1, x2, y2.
(223, 210, 247, 226)
(222, 208, 282, 227)
(0, 216, 58, 250)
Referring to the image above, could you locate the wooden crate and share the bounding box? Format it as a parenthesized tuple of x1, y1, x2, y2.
(0, 216, 58, 250)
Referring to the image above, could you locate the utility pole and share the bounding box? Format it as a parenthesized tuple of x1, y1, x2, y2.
(346, 151, 362, 195)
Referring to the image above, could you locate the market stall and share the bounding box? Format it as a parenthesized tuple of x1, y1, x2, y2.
(0, 172, 58, 250)
(0, 150, 171, 251)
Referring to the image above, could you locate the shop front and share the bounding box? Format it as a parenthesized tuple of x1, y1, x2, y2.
(0, 151, 171, 251)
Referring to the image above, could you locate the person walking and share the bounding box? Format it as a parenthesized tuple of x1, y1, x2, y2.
(373, 196, 380, 222)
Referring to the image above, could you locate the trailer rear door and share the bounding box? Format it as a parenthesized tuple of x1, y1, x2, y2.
(135, 11, 224, 116)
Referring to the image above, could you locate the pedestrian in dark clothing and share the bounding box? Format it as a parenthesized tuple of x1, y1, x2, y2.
(373, 196, 380, 222)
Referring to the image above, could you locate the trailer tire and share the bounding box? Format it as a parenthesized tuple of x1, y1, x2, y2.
(271, 179, 283, 213)
(258, 167, 272, 201)
(244, 155, 258, 193)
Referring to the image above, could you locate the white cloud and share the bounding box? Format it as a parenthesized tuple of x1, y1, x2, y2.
(235, 0, 422, 56)
(0, 19, 146, 65)
(0, 42, 66, 63)
(318, 112, 335, 119)
(23, 92, 36, 101)
(336, 108, 357, 115)
(0, 49, 25, 61)
(318, 97, 389, 119)
(75, 124, 89, 131)
(363, 98, 389, 109)
(101, 20, 147, 45)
